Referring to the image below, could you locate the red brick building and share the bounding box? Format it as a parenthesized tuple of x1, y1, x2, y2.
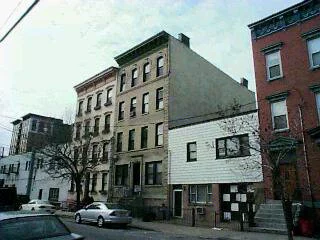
(248, 0, 320, 208)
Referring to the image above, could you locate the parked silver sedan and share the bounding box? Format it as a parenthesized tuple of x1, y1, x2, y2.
(74, 202, 132, 227)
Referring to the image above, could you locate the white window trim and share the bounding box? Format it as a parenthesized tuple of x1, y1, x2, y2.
(307, 37, 320, 69)
(266, 50, 283, 81)
(271, 100, 289, 131)
(316, 92, 320, 123)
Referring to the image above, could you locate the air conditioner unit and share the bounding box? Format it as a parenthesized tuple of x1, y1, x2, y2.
(196, 207, 205, 215)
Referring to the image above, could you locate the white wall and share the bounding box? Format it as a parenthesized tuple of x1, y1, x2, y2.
(168, 111, 262, 185)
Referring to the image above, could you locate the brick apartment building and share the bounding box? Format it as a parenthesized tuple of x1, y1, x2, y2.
(248, 0, 320, 208)
(112, 31, 256, 216)
(9, 113, 71, 155)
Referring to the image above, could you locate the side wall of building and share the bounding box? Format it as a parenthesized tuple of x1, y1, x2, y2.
(168, 37, 256, 129)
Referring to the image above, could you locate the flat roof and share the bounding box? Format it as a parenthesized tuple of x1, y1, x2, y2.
(74, 66, 118, 91)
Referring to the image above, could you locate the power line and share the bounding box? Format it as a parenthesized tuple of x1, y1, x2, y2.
(0, 0, 23, 34)
(0, 0, 40, 43)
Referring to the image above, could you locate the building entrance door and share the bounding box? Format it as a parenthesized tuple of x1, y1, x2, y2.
(173, 190, 182, 217)
(274, 164, 298, 200)
(132, 162, 141, 194)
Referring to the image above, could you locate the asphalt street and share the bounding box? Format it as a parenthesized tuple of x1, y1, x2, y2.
(62, 217, 231, 240)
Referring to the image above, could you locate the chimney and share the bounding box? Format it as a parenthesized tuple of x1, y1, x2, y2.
(240, 77, 248, 88)
(178, 33, 190, 48)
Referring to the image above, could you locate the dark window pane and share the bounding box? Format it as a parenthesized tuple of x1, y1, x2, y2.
(269, 65, 280, 79)
(274, 115, 287, 129)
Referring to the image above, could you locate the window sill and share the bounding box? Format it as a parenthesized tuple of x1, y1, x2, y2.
(155, 108, 164, 112)
(118, 119, 124, 122)
(310, 65, 320, 71)
(104, 101, 112, 107)
(102, 129, 110, 134)
(273, 128, 290, 133)
(90, 191, 97, 195)
(187, 159, 197, 162)
(216, 154, 251, 160)
(99, 190, 108, 194)
(94, 106, 101, 110)
(267, 75, 284, 82)
(189, 202, 213, 206)
(141, 112, 149, 116)
(85, 110, 91, 114)
(144, 184, 162, 187)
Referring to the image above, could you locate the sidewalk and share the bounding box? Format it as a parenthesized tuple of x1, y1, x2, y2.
(55, 210, 313, 240)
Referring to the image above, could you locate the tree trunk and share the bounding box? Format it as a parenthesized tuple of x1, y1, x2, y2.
(75, 179, 82, 210)
(282, 198, 293, 240)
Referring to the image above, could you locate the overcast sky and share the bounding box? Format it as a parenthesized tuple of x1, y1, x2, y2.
(0, 0, 300, 154)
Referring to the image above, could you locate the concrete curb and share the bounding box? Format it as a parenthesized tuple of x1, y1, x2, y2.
(56, 212, 156, 232)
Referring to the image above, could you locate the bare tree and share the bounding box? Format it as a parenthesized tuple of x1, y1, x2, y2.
(37, 133, 100, 210)
(217, 100, 308, 240)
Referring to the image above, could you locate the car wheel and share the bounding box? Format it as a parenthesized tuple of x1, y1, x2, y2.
(97, 216, 104, 228)
(31, 208, 35, 211)
(75, 214, 82, 224)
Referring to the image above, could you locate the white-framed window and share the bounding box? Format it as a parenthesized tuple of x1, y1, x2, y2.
(142, 93, 149, 114)
(266, 51, 282, 80)
(189, 184, 212, 204)
(307, 37, 320, 68)
(101, 173, 108, 191)
(187, 142, 197, 162)
(316, 92, 320, 122)
(271, 100, 288, 130)
(155, 123, 163, 146)
(216, 134, 250, 159)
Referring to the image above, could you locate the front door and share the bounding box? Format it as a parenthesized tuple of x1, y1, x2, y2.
(173, 190, 182, 217)
(276, 164, 298, 200)
(132, 162, 141, 194)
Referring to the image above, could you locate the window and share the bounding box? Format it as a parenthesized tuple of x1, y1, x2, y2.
(101, 173, 108, 191)
(118, 102, 124, 121)
(106, 88, 112, 104)
(115, 164, 128, 186)
(78, 101, 83, 116)
(143, 62, 150, 81)
(157, 56, 164, 77)
(120, 74, 126, 92)
(155, 123, 163, 146)
(74, 148, 79, 160)
(31, 120, 37, 131)
(102, 142, 108, 162)
(189, 185, 212, 204)
(156, 87, 163, 110)
(128, 129, 135, 151)
(131, 68, 138, 87)
(91, 173, 97, 192)
(86, 97, 92, 112)
(145, 161, 162, 185)
(104, 114, 110, 133)
(271, 100, 288, 130)
(187, 142, 197, 162)
(116, 132, 123, 152)
(141, 126, 148, 149)
(95, 93, 102, 109)
(38, 121, 45, 133)
(142, 93, 149, 114)
(45, 123, 51, 135)
(75, 124, 81, 139)
(48, 188, 59, 202)
(307, 37, 320, 68)
(92, 145, 99, 161)
(94, 118, 100, 136)
(130, 97, 137, 118)
(266, 51, 282, 80)
(84, 120, 90, 137)
(316, 92, 320, 122)
(216, 134, 250, 159)
(25, 161, 30, 171)
(82, 146, 88, 160)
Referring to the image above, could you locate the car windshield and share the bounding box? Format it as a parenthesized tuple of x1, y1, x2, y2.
(36, 200, 50, 204)
(0, 215, 70, 240)
(104, 203, 125, 209)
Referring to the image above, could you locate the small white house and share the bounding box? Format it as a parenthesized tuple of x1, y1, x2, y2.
(168, 110, 263, 226)
(0, 153, 69, 204)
